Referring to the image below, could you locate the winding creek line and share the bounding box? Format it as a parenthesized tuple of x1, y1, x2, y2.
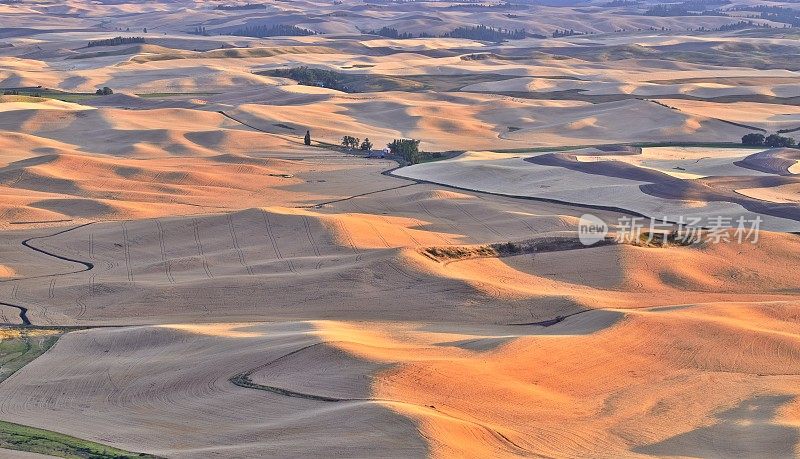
(1, 223, 96, 325)
(0, 301, 30, 325)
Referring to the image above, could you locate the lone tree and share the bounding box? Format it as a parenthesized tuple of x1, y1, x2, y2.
(360, 138, 373, 151)
(95, 87, 113, 95)
(304, 130, 311, 146)
(388, 139, 422, 164)
(742, 133, 765, 146)
(341, 135, 359, 150)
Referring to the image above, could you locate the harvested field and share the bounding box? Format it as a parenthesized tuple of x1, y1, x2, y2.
(2, 1, 800, 456)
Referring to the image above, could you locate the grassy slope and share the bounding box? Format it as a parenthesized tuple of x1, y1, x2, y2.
(0, 420, 161, 459)
(0, 327, 162, 458)
(0, 328, 62, 384)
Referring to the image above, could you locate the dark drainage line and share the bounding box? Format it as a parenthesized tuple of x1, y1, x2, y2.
(20, 223, 95, 272)
(0, 301, 30, 326)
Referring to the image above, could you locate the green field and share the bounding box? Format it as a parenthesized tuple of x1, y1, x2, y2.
(0, 327, 62, 384)
(0, 89, 97, 103)
(0, 420, 161, 459)
(0, 327, 161, 458)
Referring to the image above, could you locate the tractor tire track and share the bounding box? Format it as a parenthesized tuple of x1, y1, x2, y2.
(417, 201, 460, 243)
(228, 214, 254, 276)
(262, 210, 297, 274)
(302, 216, 323, 270)
(75, 297, 87, 321)
(453, 201, 502, 237)
(192, 218, 214, 279)
(155, 220, 175, 284)
(308, 183, 417, 208)
(230, 342, 531, 456)
(121, 222, 133, 284)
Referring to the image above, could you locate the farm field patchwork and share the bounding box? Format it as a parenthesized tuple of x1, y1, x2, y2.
(1, 0, 800, 457)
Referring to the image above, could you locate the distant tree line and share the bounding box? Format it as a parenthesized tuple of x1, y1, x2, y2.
(552, 29, 584, 38)
(365, 24, 531, 42)
(266, 66, 352, 92)
(639, 2, 799, 26)
(88, 36, 145, 47)
(727, 5, 800, 27)
(216, 3, 266, 10)
(442, 2, 526, 10)
(366, 27, 415, 39)
(441, 25, 527, 41)
(644, 0, 729, 16)
(602, 0, 641, 6)
(742, 133, 796, 147)
(716, 20, 771, 32)
(229, 24, 316, 38)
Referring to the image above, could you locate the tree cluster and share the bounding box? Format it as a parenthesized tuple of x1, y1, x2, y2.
(366, 27, 414, 39)
(88, 36, 145, 48)
(341, 136, 374, 151)
(266, 67, 352, 92)
(552, 29, 583, 38)
(602, 0, 641, 6)
(443, 2, 525, 10)
(216, 3, 266, 10)
(95, 87, 113, 95)
(342, 136, 359, 150)
(441, 25, 527, 42)
(388, 139, 422, 164)
(644, 0, 729, 16)
(742, 133, 797, 147)
(363, 25, 529, 42)
(728, 5, 800, 27)
(229, 24, 316, 38)
(716, 21, 770, 31)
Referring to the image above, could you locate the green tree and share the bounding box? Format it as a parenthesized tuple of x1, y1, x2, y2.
(360, 138, 373, 151)
(95, 87, 113, 95)
(765, 134, 796, 147)
(388, 139, 422, 164)
(304, 130, 311, 146)
(341, 135, 359, 150)
(741, 133, 765, 146)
